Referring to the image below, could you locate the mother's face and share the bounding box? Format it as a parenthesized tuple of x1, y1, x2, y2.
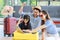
(39, 12, 46, 20)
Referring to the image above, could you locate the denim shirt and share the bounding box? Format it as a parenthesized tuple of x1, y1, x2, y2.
(30, 15, 41, 29)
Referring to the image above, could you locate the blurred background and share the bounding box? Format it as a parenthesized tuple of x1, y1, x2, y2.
(0, 0, 60, 38)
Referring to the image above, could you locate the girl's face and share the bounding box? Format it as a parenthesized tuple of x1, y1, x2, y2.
(39, 12, 46, 20)
(24, 19, 29, 24)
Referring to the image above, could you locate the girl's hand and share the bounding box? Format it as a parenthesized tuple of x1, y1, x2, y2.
(19, 18, 24, 22)
(22, 30, 32, 33)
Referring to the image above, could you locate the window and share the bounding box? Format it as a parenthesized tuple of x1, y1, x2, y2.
(50, 1, 60, 6)
(37, 1, 48, 6)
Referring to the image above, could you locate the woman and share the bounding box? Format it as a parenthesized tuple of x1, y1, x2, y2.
(17, 15, 32, 33)
(33, 10, 59, 40)
(1, 6, 14, 17)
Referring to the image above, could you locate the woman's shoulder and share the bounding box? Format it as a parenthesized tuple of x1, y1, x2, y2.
(46, 19, 52, 22)
(46, 19, 55, 26)
(46, 19, 52, 23)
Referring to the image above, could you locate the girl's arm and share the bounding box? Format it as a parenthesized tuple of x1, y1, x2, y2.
(39, 25, 46, 29)
(16, 18, 23, 27)
(16, 19, 21, 27)
(16, 18, 23, 33)
(22, 23, 32, 33)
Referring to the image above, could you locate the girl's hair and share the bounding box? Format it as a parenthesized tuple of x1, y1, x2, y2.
(41, 10, 50, 20)
(23, 14, 30, 24)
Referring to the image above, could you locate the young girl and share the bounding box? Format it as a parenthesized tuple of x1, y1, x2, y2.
(33, 10, 59, 40)
(17, 15, 32, 33)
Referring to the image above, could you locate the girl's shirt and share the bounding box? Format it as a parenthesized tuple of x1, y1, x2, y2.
(45, 20, 58, 34)
(19, 22, 32, 30)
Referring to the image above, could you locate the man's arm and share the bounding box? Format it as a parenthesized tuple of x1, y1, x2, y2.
(19, 2, 26, 13)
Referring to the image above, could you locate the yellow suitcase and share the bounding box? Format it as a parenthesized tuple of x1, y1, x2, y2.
(13, 30, 39, 40)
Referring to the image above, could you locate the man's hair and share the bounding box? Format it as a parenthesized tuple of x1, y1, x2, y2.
(33, 8, 41, 13)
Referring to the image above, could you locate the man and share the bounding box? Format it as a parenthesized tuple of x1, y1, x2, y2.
(30, 6, 41, 29)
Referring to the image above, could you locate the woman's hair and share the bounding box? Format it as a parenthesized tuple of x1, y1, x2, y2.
(23, 14, 30, 24)
(41, 10, 50, 20)
(40, 10, 50, 32)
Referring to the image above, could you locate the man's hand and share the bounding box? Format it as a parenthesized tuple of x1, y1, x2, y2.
(19, 2, 26, 13)
(22, 2, 26, 6)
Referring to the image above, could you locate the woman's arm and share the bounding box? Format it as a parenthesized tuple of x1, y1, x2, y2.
(32, 25, 46, 32)
(41, 28, 46, 40)
(39, 25, 46, 29)
(32, 25, 46, 40)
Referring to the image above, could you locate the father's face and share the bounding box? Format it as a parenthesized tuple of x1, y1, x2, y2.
(33, 9, 39, 16)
